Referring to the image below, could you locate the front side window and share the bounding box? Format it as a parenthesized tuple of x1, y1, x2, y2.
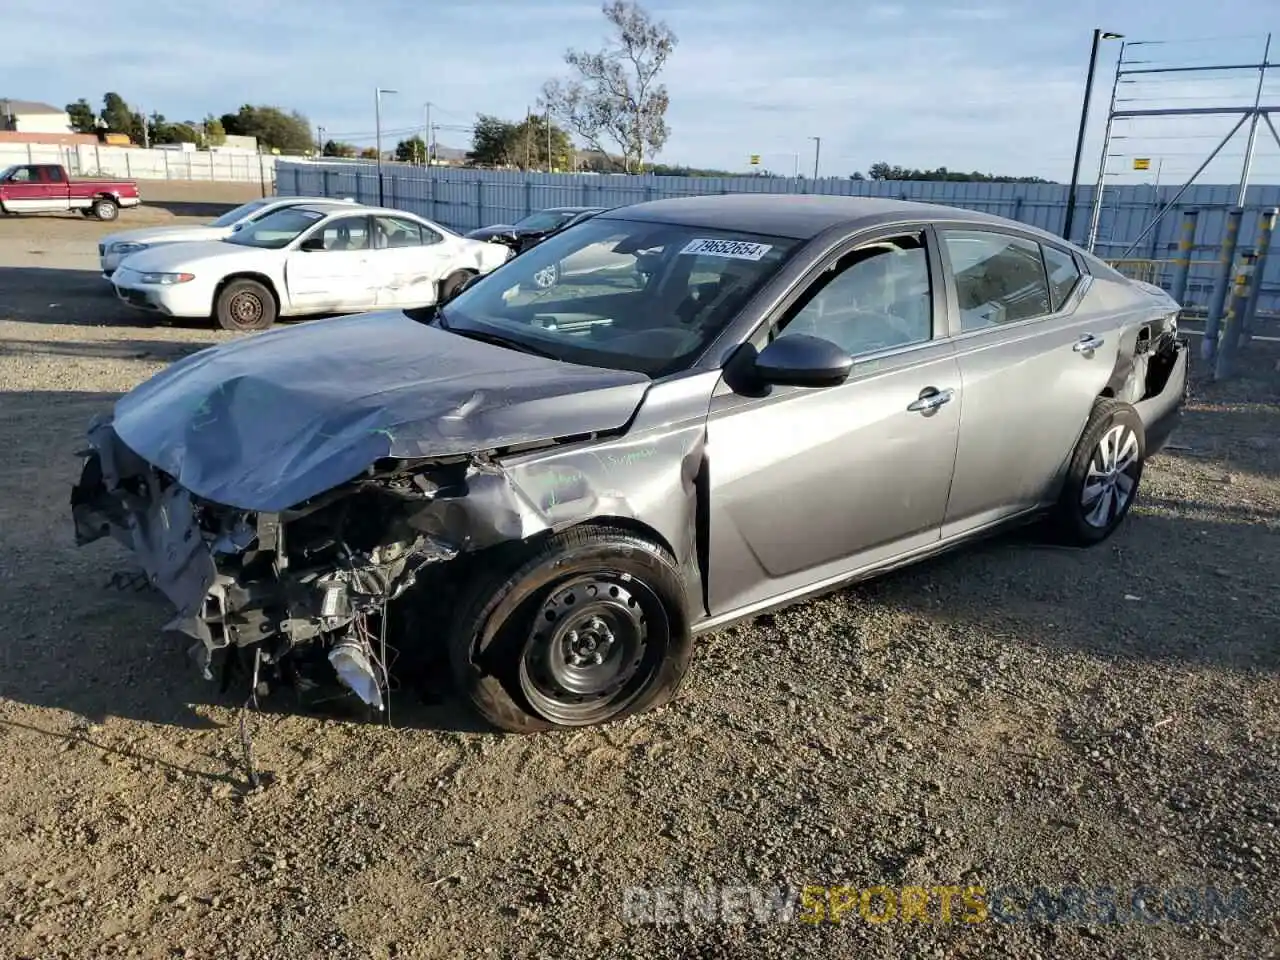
(7, 166, 35, 182)
(433, 218, 800, 376)
(226, 207, 328, 249)
(43, 166, 66, 182)
(776, 233, 933, 357)
(941, 230, 1051, 330)
(1042, 244, 1082, 312)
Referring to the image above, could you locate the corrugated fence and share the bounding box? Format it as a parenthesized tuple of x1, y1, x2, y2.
(278, 160, 1280, 318)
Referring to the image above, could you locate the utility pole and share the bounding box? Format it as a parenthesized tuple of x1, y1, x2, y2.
(545, 105, 552, 172)
(809, 136, 821, 179)
(141, 106, 150, 149)
(524, 105, 532, 170)
(316, 125, 325, 156)
(422, 102, 432, 166)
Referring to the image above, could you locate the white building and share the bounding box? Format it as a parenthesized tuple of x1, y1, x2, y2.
(0, 99, 72, 134)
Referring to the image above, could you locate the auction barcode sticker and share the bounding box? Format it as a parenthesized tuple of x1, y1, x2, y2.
(679, 238, 773, 261)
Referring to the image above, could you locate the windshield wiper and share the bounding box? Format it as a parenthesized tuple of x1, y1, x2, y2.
(443, 325, 559, 360)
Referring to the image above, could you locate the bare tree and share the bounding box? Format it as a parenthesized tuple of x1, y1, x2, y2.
(541, 1, 677, 174)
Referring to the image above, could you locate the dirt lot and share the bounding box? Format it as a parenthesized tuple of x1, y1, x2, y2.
(0, 201, 1278, 960)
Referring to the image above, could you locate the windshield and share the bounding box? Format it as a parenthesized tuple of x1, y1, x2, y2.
(225, 207, 327, 249)
(435, 217, 800, 376)
(0, 166, 16, 182)
(513, 209, 576, 232)
(210, 199, 270, 228)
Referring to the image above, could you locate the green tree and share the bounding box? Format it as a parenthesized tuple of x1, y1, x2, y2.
(66, 98, 97, 134)
(203, 115, 226, 146)
(323, 139, 357, 158)
(466, 114, 519, 167)
(510, 115, 574, 171)
(865, 160, 1049, 183)
(100, 92, 143, 142)
(396, 135, 426, 164)
(219, 105, 313, 153)
(359, 146, 379, 160)
(541, 0, 677, 173)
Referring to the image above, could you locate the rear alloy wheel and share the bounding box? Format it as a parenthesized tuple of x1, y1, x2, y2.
(532, 262, 560, 289)
(215, 278, 277, 332)
(1053, 398, 1146, 545)
(92, 197, 119, 221)
(448, 526, 692, 733)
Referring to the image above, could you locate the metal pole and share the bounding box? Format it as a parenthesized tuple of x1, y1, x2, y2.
(1241, 207, 1278, 344)
(1170, 208, 1198, 307)
(427, 104, 437, 167)
(375, 89, 384, 206)
(1116, 113, 1250, 259)
(1085, 40, 1125, 250)
(1064, 29, 1104, 241)
(792, 154, 798, 178)
(1203, 207, 1244, 362)
(1215, 250, 1257, 380)
(811, 137, 821, 179)
(1236, 33, 1271, 206)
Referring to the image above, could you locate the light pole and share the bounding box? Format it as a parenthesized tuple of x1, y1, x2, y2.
(809, 136, 821, 179)
(375, 86, 397, 205)
(1062, 29, 1123, 242)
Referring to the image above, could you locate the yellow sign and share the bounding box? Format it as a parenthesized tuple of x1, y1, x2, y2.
(750, 154, 761, 165)
(1133, 158, 1151, 170)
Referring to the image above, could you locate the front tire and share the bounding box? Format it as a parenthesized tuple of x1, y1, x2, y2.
(439, 270, 474, 303)
(447, 526, 693, 733)
(1053, 398, 1146, 545)
(214, 278, 277, 332)
(91, 197, 119, 221)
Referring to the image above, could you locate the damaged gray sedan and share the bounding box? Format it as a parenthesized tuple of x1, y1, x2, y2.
(72, 194, 1189, 732)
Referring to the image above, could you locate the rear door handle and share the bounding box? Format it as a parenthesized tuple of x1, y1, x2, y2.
(1073, 334, 1105, 353)
(907, 387, 954, 412)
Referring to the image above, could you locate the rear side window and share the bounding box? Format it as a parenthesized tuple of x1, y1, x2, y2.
(1042, 244, 1081, 311)
(43, 166, 66, 182)
(940, 230, 1051, 330)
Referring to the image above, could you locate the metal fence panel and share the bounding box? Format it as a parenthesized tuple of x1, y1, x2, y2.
(0, 142, 277, 183)
(278, 160, 1280, 317)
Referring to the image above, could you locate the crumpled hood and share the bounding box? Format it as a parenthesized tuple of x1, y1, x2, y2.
(120, 239, 261, 273)
(103, 225, 228, 247)
(108, 310, 651, 512)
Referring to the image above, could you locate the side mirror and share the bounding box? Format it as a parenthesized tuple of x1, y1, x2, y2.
(231, 222, 245, 232)
(753, 334, 853, 388)
(299, 235, 325, 252)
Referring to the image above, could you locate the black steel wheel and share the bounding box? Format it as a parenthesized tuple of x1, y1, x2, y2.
(447, 526, 692, 733)
(215, 278, 277, 332)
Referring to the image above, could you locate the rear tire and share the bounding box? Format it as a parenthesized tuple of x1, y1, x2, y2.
(91, 197, 119, 221)
(439, 270, 474, 303)
(1052, 398, 1146, 546)
(214, 278, 277, 332)
(447, 526, 693, 733)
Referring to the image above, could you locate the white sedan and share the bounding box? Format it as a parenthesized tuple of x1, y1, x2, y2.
(97, 195, 356, 276)
(110, 203, 513, 331)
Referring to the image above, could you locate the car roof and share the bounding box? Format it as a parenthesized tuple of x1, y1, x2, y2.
(596, 194, 1035, 242)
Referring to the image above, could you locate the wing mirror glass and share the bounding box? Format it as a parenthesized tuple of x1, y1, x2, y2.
(753, 334, 853, 388)
(299, 235, 325, 252)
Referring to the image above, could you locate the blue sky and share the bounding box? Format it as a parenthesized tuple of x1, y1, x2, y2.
(6, 0, 1280, 182)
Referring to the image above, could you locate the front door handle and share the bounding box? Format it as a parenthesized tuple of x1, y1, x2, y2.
(1073, 334, 1105, 353)
(907, 387, 954, 412)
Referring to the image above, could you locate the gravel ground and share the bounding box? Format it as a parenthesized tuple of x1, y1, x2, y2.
(0, 205, 1278, 960)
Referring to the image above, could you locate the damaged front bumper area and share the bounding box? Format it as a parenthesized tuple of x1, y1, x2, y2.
(71, 418, 464, 710)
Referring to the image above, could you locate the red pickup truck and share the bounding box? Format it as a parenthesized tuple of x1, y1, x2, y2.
(0, 163, 141, 221)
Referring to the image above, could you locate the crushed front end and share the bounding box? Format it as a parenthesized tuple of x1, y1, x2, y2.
(71, 417, 462, 712)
